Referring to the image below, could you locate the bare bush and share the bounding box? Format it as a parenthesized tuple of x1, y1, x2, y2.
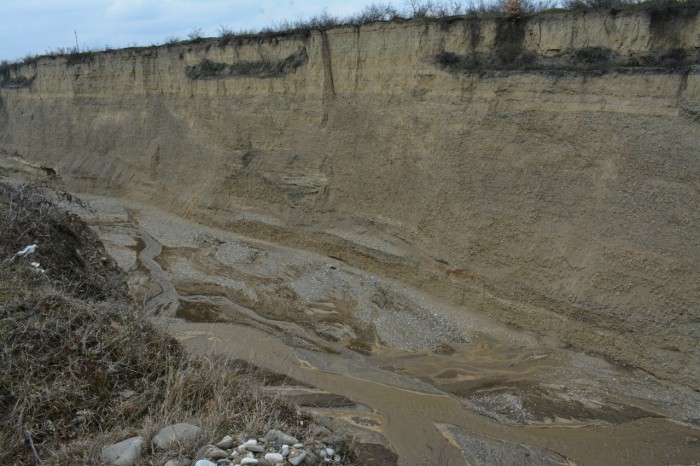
(352, 3, 403, 23)
(187, 27, 204, 42)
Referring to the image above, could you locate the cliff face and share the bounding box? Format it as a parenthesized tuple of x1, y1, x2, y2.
(2, 8, 699, 388)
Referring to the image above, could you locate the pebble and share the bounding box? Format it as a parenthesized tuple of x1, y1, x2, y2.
(100, 436, 144, 466)
(194, 461, 216, 466)
(240, 458, 258, 465)
(287, 449, 306, 466)
(195, 445, 216, 461)
(216, 435, 234, 449)
(264, 429, 298, 445)
(163, 460, 192, 466)
(264, 453, 284, 463)
(280, 445, 290, 457)
(207, 447, 229, 460)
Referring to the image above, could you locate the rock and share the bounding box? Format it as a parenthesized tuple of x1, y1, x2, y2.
(216, 460, 233, 466)
(163, 460, 192, 466)
(216, 435, 235, 449)
(256, 460, 272, 466)
(264, 453, 284, 463)
(288, 449, 307, 466)
(304, 451, 318, 464)
(154, 423, 202, 451)
(264, 429, 298, 446)
(321, 436, 347, 455)
(207, 447, 229, 460)
(240, 458, 259, 465)
(101, 436, 144, 466)
(195, 445, 216, 461)
(194, 461, 216, 466)
(281, 445, 290, 457)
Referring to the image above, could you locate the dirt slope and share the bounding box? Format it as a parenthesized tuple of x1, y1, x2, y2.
(1, 6, 699, 389)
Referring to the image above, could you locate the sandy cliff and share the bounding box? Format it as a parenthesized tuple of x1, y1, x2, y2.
(1, 7, 699, 388)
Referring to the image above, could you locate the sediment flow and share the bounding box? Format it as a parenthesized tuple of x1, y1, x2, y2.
(75, 195, 700, 465)
(1, 1, 699, 430)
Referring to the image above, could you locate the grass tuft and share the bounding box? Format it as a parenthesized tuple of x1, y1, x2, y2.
(0, 182, 320, 464)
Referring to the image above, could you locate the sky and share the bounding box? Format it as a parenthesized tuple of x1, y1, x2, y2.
(0, 0, 385, 61)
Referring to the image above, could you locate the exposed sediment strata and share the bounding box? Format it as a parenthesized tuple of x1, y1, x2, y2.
(1, 7, 699, 389)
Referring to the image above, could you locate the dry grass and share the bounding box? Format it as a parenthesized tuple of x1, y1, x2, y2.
(0, 182, 312, 465)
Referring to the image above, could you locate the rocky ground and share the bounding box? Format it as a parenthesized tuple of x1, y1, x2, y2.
(102, 424, 356, 466)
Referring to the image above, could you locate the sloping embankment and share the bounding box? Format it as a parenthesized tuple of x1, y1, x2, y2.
(1, 6, 699, 389)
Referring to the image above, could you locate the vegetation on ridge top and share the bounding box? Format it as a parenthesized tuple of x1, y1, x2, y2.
(1, 0, 698, 70)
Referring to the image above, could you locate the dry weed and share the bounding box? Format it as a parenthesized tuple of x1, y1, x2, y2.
(0, 182, 310, 464)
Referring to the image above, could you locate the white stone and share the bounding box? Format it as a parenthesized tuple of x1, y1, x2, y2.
(240, 458, 258, 465)
(281, 445, 290, 457)
(194, 461, 216, 466)
(101, 436, 144, 466)
(264, 453, 284, 463)
(153, 423, 202, 451)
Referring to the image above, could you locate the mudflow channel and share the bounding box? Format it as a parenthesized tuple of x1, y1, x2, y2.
(75, 195, 700, 466)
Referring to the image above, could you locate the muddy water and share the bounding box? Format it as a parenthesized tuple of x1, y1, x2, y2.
(79, 196, 700, 466)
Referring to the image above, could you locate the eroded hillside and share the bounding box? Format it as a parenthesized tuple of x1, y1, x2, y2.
(1, 6, 699, 393)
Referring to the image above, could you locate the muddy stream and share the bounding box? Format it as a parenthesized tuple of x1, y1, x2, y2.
(78, 196, 699, 466)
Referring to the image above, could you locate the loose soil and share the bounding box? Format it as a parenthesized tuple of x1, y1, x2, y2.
(71, 194, 700, 466)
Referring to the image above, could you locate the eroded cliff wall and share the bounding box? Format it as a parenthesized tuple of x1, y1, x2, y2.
(2, 8, 699, 388)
